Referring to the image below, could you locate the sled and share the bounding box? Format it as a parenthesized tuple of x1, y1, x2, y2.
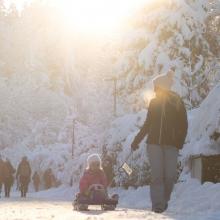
(73, 195, 119, 211)
(73, 184, 119, 211)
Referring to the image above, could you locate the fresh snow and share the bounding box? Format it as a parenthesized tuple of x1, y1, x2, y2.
(1, 179, 220, 219)
(0, 0, 220, 219)
(0, 77, 219, 215)
(182, 83, 220, 159)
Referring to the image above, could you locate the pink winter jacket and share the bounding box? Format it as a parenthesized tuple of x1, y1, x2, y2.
(79, 169, 108, 194)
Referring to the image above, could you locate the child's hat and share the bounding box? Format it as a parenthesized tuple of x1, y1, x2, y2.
(87, 153, 101, 166)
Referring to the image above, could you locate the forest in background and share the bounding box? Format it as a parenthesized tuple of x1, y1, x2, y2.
(0, 0, 220, 187)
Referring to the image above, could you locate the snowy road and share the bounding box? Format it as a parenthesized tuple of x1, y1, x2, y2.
(1, 183, 220, 220)
(0, 197, 216, 220)
(1, 197, 220, 220)
(0, 198, 173, 220)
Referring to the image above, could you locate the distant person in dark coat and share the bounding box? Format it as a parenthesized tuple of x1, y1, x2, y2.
(3, 158, 15, 198)
(0, 155, 4, 198)
(102, 154, 115, 187)
(32, 171, 40, 192)
(131, 69, 188, 213)
(43, 168, 55, 189)
(16, 156, 32, 197)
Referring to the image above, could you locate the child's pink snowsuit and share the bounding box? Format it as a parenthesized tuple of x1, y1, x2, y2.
(79, 169, 108, 194)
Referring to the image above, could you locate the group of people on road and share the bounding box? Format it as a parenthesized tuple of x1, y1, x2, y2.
(32, 168, 56, 192)
(0, 155, 57, 198)
(0, 156, 31, 198)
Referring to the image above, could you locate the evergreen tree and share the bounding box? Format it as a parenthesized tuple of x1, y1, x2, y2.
(113, 0, 220, 111)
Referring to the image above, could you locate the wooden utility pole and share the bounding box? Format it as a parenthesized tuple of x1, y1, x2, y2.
(72, 119, 76, 158)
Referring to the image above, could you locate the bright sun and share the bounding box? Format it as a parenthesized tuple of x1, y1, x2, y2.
(8, 0, 149, 35)
(55, 0, 148, 34)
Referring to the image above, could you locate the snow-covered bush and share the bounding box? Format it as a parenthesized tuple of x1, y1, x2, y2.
(182, 82, 220, 160)
(103, 110, 152, 187)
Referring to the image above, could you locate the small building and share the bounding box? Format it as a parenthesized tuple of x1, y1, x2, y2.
(190, 154, 220, 184)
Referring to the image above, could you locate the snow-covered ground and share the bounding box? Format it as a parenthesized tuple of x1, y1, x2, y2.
(0, 2, 220, 220)
(1, 178, 220, 220)
(1, 81, 220, 220)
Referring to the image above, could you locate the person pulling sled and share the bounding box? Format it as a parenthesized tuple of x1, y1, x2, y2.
(73, 154, 118, 211)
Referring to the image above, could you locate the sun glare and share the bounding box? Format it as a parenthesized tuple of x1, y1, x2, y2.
(7, 0, 149, 35)
(54, 0, 148, 34)
(143, 89, 155, 105)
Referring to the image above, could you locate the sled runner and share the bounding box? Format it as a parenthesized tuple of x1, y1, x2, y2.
(73, 184, 119, 211)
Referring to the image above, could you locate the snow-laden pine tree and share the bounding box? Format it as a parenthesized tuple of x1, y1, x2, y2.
(104, 0, 220, 187)
(113, 0, 220, 113)
(0, 0, 114, 149)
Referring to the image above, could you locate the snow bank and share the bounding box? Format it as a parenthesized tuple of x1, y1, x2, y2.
(182, 83, 220, 159)
(31, 185, 76, 201)
(105, 110, 150, 186)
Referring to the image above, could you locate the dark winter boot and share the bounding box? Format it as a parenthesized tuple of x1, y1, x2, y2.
(152, 203, 168, 213)
(78, 204, 88, 211)
(101, 204, 116, 210)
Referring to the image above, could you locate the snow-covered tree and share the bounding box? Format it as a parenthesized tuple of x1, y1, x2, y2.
(113, 0, 220, 113)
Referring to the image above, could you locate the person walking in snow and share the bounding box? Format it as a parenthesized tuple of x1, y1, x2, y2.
(102, 154, 115, 187)
(0, 155, 4, 198)
(3, 158, 15, 198)
(32, 171, 40, 192)
(16, 156, 32, 198)
(131, 69, 188, 213)
(43, 168, 55, 189)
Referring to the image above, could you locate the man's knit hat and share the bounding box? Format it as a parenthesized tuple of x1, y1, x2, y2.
(153, 70, 175, 91)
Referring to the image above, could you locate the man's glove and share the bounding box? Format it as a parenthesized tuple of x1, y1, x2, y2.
(131, 142, 139, 151)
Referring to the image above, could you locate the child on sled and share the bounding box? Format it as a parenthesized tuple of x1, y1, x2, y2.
(73, 154, 118, 211)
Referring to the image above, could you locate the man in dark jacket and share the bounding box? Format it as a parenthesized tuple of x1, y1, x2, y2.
(0, 155, 4, 198)
(16, 156, 31, 197)
(131, 70, 188, 213)
(3, 158, 15, 198)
